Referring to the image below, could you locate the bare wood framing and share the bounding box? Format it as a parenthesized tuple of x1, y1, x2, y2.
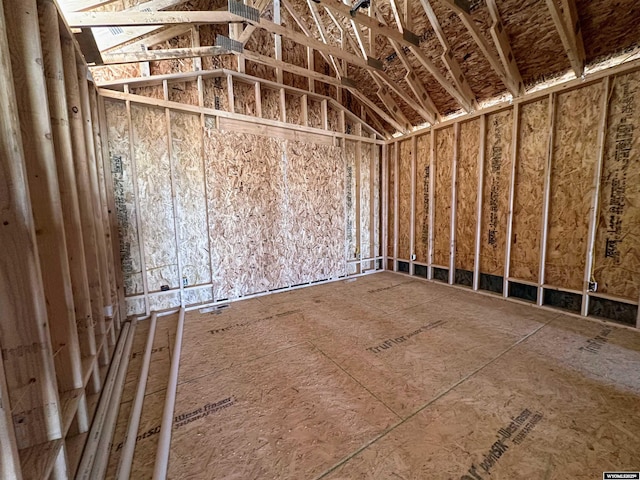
(102, 46, 229, 65)
(316, 0, 472, 110)
(418, 0, 476, 107)
(581, 77, 610, 315)
(473, 115, 486, 290)
(486, 0, 523, 95)
(545, 0, 586, 77)
(438, 0, 520, 96)
(356, 133, 362, 274)
(382, 143, 389, 267)
(0, 0, 62, 451)
(66, 11, 243, 28)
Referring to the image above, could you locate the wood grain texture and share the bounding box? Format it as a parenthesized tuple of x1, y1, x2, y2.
(593, 72, 640, 300)
(434, 127, 454, 267)
(510, 99, 549, 282)
(480, 110, 513, 276)
(455, 119, 481, 272)
(414, 134, 431, 264)
(545, 83, 603, 290)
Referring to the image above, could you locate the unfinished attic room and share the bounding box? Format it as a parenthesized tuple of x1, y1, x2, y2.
(4, 0, 640, 478)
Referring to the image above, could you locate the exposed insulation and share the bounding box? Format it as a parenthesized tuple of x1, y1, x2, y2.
(398, 140, 413, 260)
(593, 72, 640, 300)
(510, 99, 549, 282)
(171, 111, 212, 291)
(433, 127, 453, 267)
(414, 134, 430, 263)
(284, 140, 346, 283)
(345, 141, 357, 266)
(105, 100, 143, 295)
(132, 105, 179, 291)
(545, 83, 603, 290)
(261, 87, 282, 121)
(455, 119, 480, 272)
(480, 110, 513, 277)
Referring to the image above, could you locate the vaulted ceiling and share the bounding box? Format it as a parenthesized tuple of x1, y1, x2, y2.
(61, 0, 640, 134)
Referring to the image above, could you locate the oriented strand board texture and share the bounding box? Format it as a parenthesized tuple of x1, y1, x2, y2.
(204, 120, 286, 297)
(387, 145, 395, 258)
(204, 120, 346, 298)
(455, 120, 480, 272)
(132, 105, 179, 292)
(105, 100, 143, 295)
(480, 110, 514, 276)
(594, 72, 640, 300)
(261, 88, 282, 121)
(361, 143, 372, 269)
(434, 128, 453, 267)
(285, 140, 346, 283)
(414, 134, 430, 263)
(233, 81, 258, 117)
(398, 140, 413, 260)
(203, 77, 229, 112)
(545, 83, 603, 290)
(171, 112, 212, 293)
(373, 145, 381, 262)
(510, 99, 549, 282)
(345, 141, 357, 265)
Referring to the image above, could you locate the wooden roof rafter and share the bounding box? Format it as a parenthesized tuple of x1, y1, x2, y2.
(417, 0, 476, 108)
(371, 2, 440, 123)
(313, 0, 473, 111)
(545, 0, 586, 77)
(320, 1, 426, 128)
(437, 0, 523, 96)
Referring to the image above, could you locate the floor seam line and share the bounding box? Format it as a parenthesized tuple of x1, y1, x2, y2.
(309, 341, 403, 421)
(313, 317, 555, 480)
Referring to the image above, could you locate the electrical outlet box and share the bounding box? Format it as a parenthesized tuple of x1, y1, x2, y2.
(588, 281, 598, 292)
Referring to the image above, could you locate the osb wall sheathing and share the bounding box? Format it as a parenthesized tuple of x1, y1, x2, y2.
(286, 95, 304, 126)
(545, 83, 603, 290)
(433, 127, 453, 267)
(261, 88, 282, 121)
(387, 144, 395, 259)
(308, 99, 322, 129)
(105, 100, 144, 296)
(373, 144, 381, 263)
(480, 110, 513, 276)
(593, 72, 640, 300)
(149, 31, 194, 76)
(346, 140, 357, 273)
(233, 81, 258, 117)
(131, 105, 180, 292)
(203, 77, 229, 111)
(361, 142, 372, 269)
(130, 86, 163, 100)
(398, 139, 413, 260)
(203, 121, 346, 297)
(510, 99, 549, 282)
(414, 134, 430, 263)
(171, 111, 213, 306)
(455, 119, 480, 272)
(168, 81, 199, 106)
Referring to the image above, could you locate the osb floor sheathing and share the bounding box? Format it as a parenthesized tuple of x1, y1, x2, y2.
(106, 272, 640, 479)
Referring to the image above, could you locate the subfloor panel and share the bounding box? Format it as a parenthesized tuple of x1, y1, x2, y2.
(109, 272, 640, 479)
